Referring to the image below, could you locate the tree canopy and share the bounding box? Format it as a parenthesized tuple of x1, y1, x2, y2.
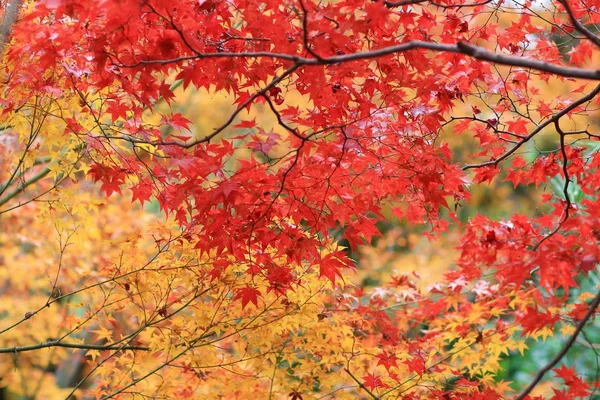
(0, 0, 599, 398)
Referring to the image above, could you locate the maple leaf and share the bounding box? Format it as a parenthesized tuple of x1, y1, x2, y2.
(404, 356, 426, 377)
(504, 156, 529, 188)
(131, 181, 153, 205)
(265, 265, 295, 295)
(376, 351, 399, 372)
(289, 390, 303, 400)
(233, 118, 257, 129)
(453, 118, 472, 134)
(100, 177, 124, 197)
(520, 306, 560, 337)
(319, 253, 348, 285)
(550, 388, 571, 400)
(162, 112, 192, 131)
(473, 165, 499, 184)
(234, 286, 262, 309)
(554, 365, 590, 397)
(363, 373, 388, 391)
(554, 364, 577, 383)
(506, 119, 530, 135)
(106, 101, 128, 122)
(568, 41, 594, 67)
(364, 1, 392, 25)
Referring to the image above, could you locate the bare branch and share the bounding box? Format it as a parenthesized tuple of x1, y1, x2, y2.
(454, 41, 600, 80)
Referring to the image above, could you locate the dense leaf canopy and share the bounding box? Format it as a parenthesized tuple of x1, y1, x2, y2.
(0, 0, 599, 398)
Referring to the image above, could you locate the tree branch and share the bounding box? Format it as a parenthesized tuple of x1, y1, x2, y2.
(297, 0, 323, 60)
(0, 0, 20, 62)
(344, 368, 380, 400)
(530, 121, 572, 250)
(454, 41, 600, 80)
(463, 83, 600, 170)
(557, 0, 600, 49)
(384, 0, 492, 8)
(514, 288, 600, 400)
(0, 166, 51, 208)
(0, 340, 149, 354)
(128, 41, 600, 81)
(102, 63, 300, 149)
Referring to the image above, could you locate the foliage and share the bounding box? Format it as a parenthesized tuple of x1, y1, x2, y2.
(0, 0, 599, 399)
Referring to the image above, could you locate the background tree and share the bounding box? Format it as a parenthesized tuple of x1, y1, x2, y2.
(0, 0, 599, 399)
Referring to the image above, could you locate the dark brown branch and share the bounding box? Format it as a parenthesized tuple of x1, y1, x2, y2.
(532, 121, 573, 250)
(557, 0, 600, 49)
(297, 0, 323, 60)
(108, 42, 600, 150)
(260, 93, 307, 141)
(385, 0, 492, 9)
(0, 340, 149, 354)
(126, 41, 600, 81)
(514, 288, 600, 400)
(556, 121, 571, 220)
(454, 41, 600, 80)
(385, 0, 428, 6)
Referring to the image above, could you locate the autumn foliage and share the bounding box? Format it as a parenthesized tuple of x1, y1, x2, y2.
(0, 0, 599, 398)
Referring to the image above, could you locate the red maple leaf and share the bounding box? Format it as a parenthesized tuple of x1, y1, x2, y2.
(376, 351, 399, 372)
(131, 181, 153, 205)
(233, 118, 257, 129)
(473, 165, 499, 184)
(520, 306, 560, 336)
(363, 373, 388, 391)
(554, 364, 577, 383)
(506, 119, 530, 135)
(162, 112, 192, 131)
(234, 286, 262, 309)
(554, 365, 590, 397)
(404, 356, 426, 377)
(319, 253, 348, 285)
